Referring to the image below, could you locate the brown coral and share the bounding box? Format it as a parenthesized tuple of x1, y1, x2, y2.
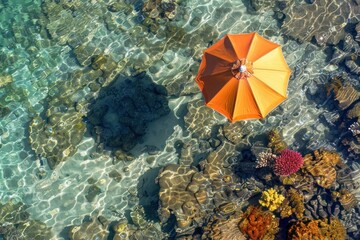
(287, 219, 325, 240)
(319, 218, 346, 240)
(280, 188, 304, 219)
(332, 189, 357, 211)
(334, 84, 360, 110)
(267, 129, 287, 154)
(302, 149, 341, 189)
(239, 205, 279, 240)
(347, 102, 360, 120)
(280, 172, 316, 198)
(287, 218, 346, 240)
(326, 76, 343, 97)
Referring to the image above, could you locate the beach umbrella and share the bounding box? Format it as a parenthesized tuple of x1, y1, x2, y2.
(195, 32, 291, 122)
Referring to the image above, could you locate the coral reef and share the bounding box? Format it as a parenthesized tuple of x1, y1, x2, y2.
(267, 129, 287, 154)
(288, 218, 346, 240)
(280, 172, 316, 201)
(332, 189, 357, 211)
(349, 122, 360, 136)
(287, 219, 324, 240)
(156, 141, 250, 236)
(334, 84, 360, 110)
(255, 150, 276, 168)
(302, 149, 341, 188)
(280, 188, 305, 219)
(347, 103, 360, 120)
(259, 188, 285, 211)
(329, 32, 360, 76)
(239, 205, 279, 240)
(274, 149, 304, 176)
(280, 0, 360, 45)
(87, 72, 170, 151)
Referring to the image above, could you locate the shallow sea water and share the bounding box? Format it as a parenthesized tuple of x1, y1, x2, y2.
(0, 0, 359, 239)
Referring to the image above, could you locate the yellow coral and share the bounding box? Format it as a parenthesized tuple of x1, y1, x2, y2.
(259, 188, 285, 211)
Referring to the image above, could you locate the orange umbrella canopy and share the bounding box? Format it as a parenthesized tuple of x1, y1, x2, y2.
(195, 32, 291, 122)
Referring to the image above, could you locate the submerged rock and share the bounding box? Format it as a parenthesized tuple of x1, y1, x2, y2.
(280, 0, 359, 45)
(87, 72, 170, 152)
(29, 109, 86, 169)
(0, 201, 52, 239)
(68, 216, 109, 240)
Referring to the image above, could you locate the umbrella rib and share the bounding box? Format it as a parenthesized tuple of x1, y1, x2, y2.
(245, 34, 257, 60)
(200, 68, 231, 78)
(253, 47, 291, 72)
(246, 80, 264, 118)
(205, 51, 233, 64)
(253, 68, 290, 72)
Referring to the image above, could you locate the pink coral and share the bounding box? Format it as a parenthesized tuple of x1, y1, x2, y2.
(274, 149, 304, 176)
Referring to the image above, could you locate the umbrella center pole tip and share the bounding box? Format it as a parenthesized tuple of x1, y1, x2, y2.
(239, 65, 247, 72)
(231, 59, 253, 80)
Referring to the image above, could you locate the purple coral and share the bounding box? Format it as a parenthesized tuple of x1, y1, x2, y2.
(274, 149, 304, 176)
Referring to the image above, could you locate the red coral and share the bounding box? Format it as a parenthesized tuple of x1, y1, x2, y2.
(274, 149, 304, 176)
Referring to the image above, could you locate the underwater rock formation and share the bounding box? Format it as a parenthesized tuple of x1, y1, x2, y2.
(156, 141, 248, 236)
(280, 0, 360, 45)
(88, 72, 170, 152)
(157, 164, 205, 229)
(238, 205, 279, 240)
(0, 73, 13, 87)
(29, 109, 86, 169)
(112, 205, 166, 240)
(142, 0, 178, 20)
(28, 64, 116, 169)
(203, 211, 246, 240)
(330, 33, 360, 75)
(347, 104, 360, 121)
(41, 0, 130, 47)
(0, 220, 53, 240)
(0, 201, 52, 240)
(184, 99, 222, 140)
(68, 215, 109, 240)
(250, 0, 275, 12)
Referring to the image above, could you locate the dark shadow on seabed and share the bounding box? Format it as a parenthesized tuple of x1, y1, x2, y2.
(86, 71, 171, 157)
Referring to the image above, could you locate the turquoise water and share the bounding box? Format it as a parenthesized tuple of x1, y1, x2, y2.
(0, 0, 359, 239)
